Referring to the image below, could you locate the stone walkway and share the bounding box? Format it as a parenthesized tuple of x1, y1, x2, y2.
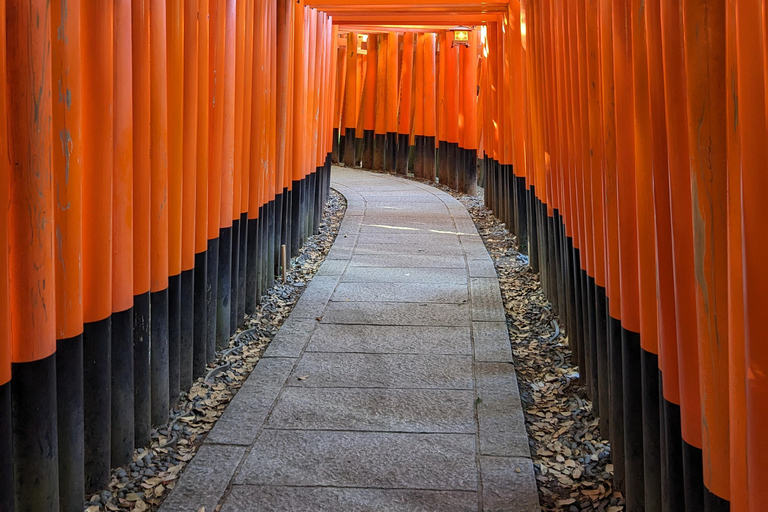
(160, 168, 540, 512)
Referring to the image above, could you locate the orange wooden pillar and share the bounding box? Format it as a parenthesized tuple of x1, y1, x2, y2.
(239, 0, 255, 318)
(726, 2, 746, 511)
(445, 38, 460, 189)
(149, 0, 170, 428)
(437, 31, 449, 185)
(459, 30, 478, 194)
(660, 1, 704, 509)
(413, 33, 426, 177)
(290, 3, 308, 253)
(737, 1, 768, 510)
(396, 33, 415, 174)
(630, 0, 662, 507)
(422, 33, 438, 180)
(82, 0, 115, 492)
(681, 1, 730, 508)
(361, 34, 378, 168)
(51, 0, 84, 506)
(0, 2, 11, 507)
(343, 32, 359, 166)
(333, 41, 347, 162)
(166, 0, 184, 416)
(373, 34, 388, 170)
(597, 0, 625, 492)
(189, 0, 209, 380)
(131, 0, 152, 447)
(7, 0, 60, 507)
(111, 0, 135, 470)
(645, 0, 686, 509)
(384, 32, 399, 171)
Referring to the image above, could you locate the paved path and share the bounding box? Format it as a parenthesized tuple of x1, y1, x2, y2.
(161, 168, 540, 512)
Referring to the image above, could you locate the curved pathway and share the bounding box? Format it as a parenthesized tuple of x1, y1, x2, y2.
(160, 167, 540, 512)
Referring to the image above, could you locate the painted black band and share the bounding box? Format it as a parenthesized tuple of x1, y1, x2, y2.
(180, 268, 195, 390)
(168, 273, 182, 407)
(641, 348, 662, 511)
(83, 315, 112, 492)
(150, 288, 170, 427)
(217, 226, 233, 351)
(206, 238, 220, 363)
(56, 333, 84, 512)
(230, 218, 241, 334)
(193, 251, 209, 379)
(133, 291, 151, 446)
(0, 381, 12, 512)
(11, 353, 59, 510)
(111, 308, 135, 468)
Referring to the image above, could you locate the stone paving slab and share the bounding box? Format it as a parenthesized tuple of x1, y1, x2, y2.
(203, 357, 296, 446)
(470, 278, 507, 322)
(321, 301, 471, 326)
(475, 362, 531, 458)
(158, 444, 246, 512)
(267, 387, 477, 433)
(307, 324, 472, 355)
(340, 266, 468, 284)
(262, 317, 318, 358)
(473, 321, 514, 363)
(286, 352, 474, 389)
(331, 282, 468, 303)
(236, 430, 479, 490)
(221, 486, 479, 512)
(161, 168, 539, 512)
(480, 456, 540, 512)
(349, 253, 467, 269)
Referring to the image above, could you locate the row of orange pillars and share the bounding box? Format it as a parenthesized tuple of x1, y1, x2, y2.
(336, 1, 768, 511)
(0, 0, 336, 510)
(330, 30, 480, 194)
(3, 0, 768, 511)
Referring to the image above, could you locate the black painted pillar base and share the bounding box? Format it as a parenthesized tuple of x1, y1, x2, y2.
(641, 349, 662, 511)
(464, 149, 478, 195)
(168, 273, 182, 407)
(267, 196, 277, 290)
(587, 275, 599, 410)
(682, 441, 704, 512)
(83, 316, 111, 492)
(12, 354, 59, 511)
(373, 133, 386, 171)
(150, 289, 170, 427)
(229, 219, 240, 335)
(193, 251, 208, 380)
(622, 327, 645, 511)
(413, 135, 426, 178)
(384, 132, 398, 172)
(607, 309, 625, 493)
(424, 136, 436, 181)
(217, 226, 233, 351)
(133, 291, 151, 447)
(457, 147, 466, 191)
(290, 180, 302, 257)
(238, 212, 248, 328)
(332, 127, 340, 163)
(313, 167, 323, 235)
(362, 129, 375, 169)
(343, 127, 356, 166)
(57, 334, 84, 512)
(0, 381, 12, 512)
(527, 186, 539, 272)
(206, 238, 219, 363)
(660, 396, 686, 512)
(355, 136, 364, 167)
(180, 268, 195, 390)
(245, 217, 260, 315)
(595, 285, 610, 438)
(515, 176, 528, 248)
(280, 186, 291, 267)
(395, 134, 409, 174)
(111, 308, 135, 468)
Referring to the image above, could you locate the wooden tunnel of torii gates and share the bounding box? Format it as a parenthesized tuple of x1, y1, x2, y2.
(0, 0, 766, 511)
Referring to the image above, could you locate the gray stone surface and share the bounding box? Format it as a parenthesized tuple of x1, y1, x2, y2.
(158, 444, 246, 512)
(287, 352, 474, 389)
(470, 278, 507, 322)
(349, 253, 467, 268)
(332, 282, 468, 303)
(267, 387, 476, 433)
(204, 358, 296, 445)
(475, 362, 530, 458)
(480, 456, 541, 512)
(161, 168, 538, 512)
(222, 486, 479, 512)
(321, 301, 471, 326)
(468, 258, 498, 278)
(262, 317, 318, 358)
(236, 430, 478, 490)
(473, 321, 514, 363)
(307, 324, 472, 355)
(289, 275, 340, 318)
(340, 266, 468, 284)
